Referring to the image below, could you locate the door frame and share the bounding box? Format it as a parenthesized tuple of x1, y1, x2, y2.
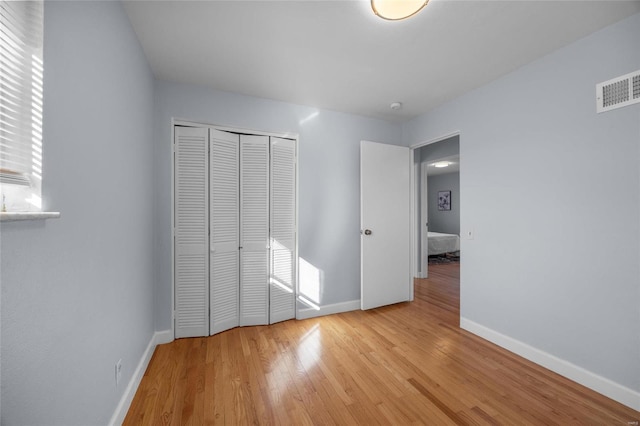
(170, 118, 299, 340)
(409, 131, 461, 284)
(419, 160, 429, 279)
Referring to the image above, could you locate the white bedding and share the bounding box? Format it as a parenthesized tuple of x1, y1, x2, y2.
(427, 232, 460, 255)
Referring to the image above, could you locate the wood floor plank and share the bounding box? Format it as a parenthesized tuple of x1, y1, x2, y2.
(124, 262, 640, 425)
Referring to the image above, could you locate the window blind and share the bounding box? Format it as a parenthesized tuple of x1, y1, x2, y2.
(0, 0, 43, 210)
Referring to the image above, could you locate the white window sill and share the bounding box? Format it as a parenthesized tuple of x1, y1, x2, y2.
(0, 212, 61, 222)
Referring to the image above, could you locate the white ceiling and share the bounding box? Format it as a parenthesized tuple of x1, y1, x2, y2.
(123, 0, 640, 122)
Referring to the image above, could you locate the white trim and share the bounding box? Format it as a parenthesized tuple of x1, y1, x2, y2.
(294, 134, 300, 322)
(170, 120, 176, 340)
(420, 161, 429, 279)
(296, 300, 360, 320)
(108, 330, 173, 426)
(460, 318, 640, 411)
(173, 118, 299, 141)
(154, 329, 174, 345)
(411, 148, 419, 279)
(410, 130, 461, 150)
(0, 212, 60, 222)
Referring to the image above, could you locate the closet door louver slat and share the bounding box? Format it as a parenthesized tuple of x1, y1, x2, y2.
(269, 137, 296, 324)
(174, 127, 209, 338)
(209, 129, 240, 335)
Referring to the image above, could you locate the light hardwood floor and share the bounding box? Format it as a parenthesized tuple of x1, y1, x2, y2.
(124, 263, 639, 425)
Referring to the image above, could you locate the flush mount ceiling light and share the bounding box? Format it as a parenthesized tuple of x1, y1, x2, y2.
(390, 101, 403, 110)
(371, 0, 429, 21)
(433, 161, 450, 168)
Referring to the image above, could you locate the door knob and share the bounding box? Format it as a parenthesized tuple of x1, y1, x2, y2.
(364, 229, 372, 235)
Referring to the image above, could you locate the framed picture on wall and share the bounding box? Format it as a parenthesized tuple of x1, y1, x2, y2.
(438, 190, 451, 211)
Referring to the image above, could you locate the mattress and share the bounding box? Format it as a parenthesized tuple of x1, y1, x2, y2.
(427, 232, 460, 255)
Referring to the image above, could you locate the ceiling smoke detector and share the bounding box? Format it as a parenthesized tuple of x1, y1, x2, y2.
(390, 102, 402, 110)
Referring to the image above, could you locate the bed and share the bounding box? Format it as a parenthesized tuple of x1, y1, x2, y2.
(427, 232, 460, 255)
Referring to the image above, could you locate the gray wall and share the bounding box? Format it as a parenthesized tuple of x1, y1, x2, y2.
(0, 2, 156, 425)
(427, 172, 460, 235)
(403, 12, 640, 393)
(419, 135, 459, 162)
(153, 81, 401, 331)
(1, 2, 637, 423)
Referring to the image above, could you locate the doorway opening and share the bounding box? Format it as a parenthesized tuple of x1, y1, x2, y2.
(412, 134, 460, 278)
(411, 134, 460, 318)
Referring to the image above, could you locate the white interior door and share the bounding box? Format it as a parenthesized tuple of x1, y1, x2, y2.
(210, 129, 240, 335)
(361, 140, 411, 310)
(240, 134, 270, 326)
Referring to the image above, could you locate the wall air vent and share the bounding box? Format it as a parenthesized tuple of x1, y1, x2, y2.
(596, 69, 640, 113)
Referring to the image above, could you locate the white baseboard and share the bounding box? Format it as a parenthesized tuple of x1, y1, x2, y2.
(297, 299, 360, 320)
(154, 329, 173, 345)
(460, 318, 640, 411)
(109, 329, 173, 426)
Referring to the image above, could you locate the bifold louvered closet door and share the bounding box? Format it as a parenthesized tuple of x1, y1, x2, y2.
(175, 126, 296, 339)
(209, 129, 240, 335)
(270, 137, 297, 323)
(239, 135, 270, 326)
(175, 127, 209, 338)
